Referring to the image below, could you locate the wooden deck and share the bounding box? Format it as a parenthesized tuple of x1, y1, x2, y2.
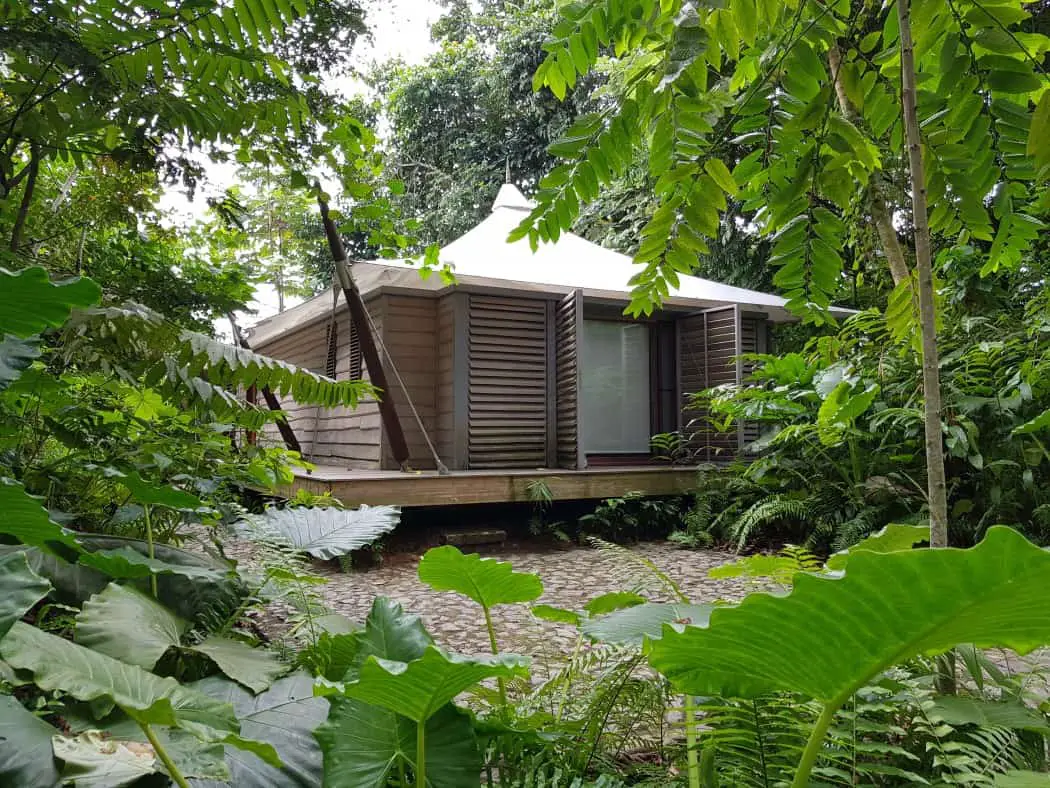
(280, 465, 698, 507)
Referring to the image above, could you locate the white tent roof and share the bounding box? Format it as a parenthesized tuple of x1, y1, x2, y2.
(250, 184, 848, 346)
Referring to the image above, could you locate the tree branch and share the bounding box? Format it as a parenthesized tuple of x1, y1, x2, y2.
(828, 44, 910, 286)
(9, 143, 40, 252)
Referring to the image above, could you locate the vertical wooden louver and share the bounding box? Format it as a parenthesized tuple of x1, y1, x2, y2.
(324, 322, 338, 379)
(467, 295, 548, 468)
(555, 290, 583, 469)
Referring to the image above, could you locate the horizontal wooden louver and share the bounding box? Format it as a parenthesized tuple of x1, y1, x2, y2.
(468, 295, 548, 469)
(678, 305, 741, 462)
(555, 290, 582, 469)
(739, 316, 763, 448)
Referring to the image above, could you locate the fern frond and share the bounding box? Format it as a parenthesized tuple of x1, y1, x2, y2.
(729, 496, 812, 550)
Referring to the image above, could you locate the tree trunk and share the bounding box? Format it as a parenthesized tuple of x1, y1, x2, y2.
(828, 46, 910, 286)
(896, 0, 949, 548)
(9, 143, 39, 252)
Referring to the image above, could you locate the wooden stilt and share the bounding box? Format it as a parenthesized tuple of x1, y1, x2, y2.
(317, 199, 411, 468)
(227, 314, 303, 455)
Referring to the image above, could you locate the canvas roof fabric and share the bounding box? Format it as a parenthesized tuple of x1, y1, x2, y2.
(249, 183, 850, 346)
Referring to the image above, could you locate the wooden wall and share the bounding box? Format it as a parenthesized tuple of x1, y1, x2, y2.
(255, 300, 384, 468)
(467, 294, 549, 469)
(434, 294, 460, 468)
(378, 294, 439, 470)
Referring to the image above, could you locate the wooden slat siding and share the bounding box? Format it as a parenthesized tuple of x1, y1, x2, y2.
(377, 294, 439, 470)
(434, 294, 457, 468)
(677, 312, 707, 457)
(739, 316, 763, 449)
(468, 294, 548, 469)
(677, 306, 742, 462)
(256, 302, 385, 468)
(555, 290, 583, 469)
(704, 307, 740, 460)
(313, 304, 384, 468)
(253, 319, 327, 454)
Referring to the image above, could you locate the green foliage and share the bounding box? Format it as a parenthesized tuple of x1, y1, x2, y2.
(418, 545, 544, 608)
(519, 0, 1050, 320)
(651, 527, 1050, 785)
(578, 493, 689, 543)
(237, 504, 400, 560)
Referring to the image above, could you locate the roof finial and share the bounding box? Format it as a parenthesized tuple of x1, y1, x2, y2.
(505, 157, 511, 184)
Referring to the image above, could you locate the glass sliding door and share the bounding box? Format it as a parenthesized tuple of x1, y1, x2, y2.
(580, 320, 651, 454)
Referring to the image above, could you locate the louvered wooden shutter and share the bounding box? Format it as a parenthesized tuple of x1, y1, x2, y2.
(677, 305, 742, 461)
(324, 322, 338, 379)
(348, 316, 362, 381)
(555, 290, 583, 469)
(467, 295, 548, 468)
(738, 316, 764, 449)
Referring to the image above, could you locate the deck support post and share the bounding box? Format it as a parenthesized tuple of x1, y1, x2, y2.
(317, 198, 411, 469)
(227, 314, 303, 454)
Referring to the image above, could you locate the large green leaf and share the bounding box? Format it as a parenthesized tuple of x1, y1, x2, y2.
(0, 478, 81, 553)
(52, 731, 157, 787)
(2, 622, 237, 733)
(238, 505, 400, 559)
(932, 696, 1050, 733)
(0, 335, 40, 391)
(190, 673, 328, 788)
(354, 597, 433, 671)
(0, 695, 61, 787)
(316, 697, 480, 788)
(114, 471, 202, 510)
(76, 538, 244, 623)
(0, 549, 51, 638)
(825, 523, 930, 570)
(0, 267, 101, 337)
(343, 646, 529, 723)
(193, 636, 286, 694)
(650, 527, 1050, 704)
(75, 583, 187, 669)
(417, 545, 543, 608)
(582, 602, 713, 646)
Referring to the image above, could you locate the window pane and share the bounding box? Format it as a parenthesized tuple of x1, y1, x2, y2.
(580, 321, 651, 453)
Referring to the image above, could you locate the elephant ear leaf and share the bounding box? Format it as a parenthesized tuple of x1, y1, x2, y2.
(0, 479, 81, 553)
(343, 646, 530, 723)
(0, 549, 51, 638)
(2, 622, 246, 749)
(193, 636, 286, 694)
(650, 527, 1050, 704)
(191, 672, 327, 788)
(238, 505, 400, 559)
(583, 602, 713, 646)
(417, 545, 543, 607)
(75, 583, 187, 670)
(0, 267, 101, 337)
(0, 695, 61, 787)
(825, 523, 930, 570)
(316, 698, 480, 788)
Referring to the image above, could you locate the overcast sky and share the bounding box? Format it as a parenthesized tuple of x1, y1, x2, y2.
(163, 0, 444, 328)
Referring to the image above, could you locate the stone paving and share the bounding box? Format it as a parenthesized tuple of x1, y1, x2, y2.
(304, 542, 751, 665)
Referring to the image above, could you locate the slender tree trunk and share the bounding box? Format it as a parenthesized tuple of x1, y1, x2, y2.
(9, 143, 39, 252)
(896, 0, 949, 548)
(828, 46, 910, 286)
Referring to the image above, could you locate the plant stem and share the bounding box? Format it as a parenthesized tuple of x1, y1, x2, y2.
(416, 720, 426, 787)
(897, 0, 949, 547)
(684, 693, 700, 788)
(482, 605, 508, 712)
(143, 504, 157, 597)
(140, 722, 190, 788)
(791, 700, 838, 788)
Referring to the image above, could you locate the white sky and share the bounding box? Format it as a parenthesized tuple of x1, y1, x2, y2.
(160, 0, 444, 330)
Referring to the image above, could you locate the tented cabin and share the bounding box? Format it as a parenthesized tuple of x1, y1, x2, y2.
(248, 185, 834, 503)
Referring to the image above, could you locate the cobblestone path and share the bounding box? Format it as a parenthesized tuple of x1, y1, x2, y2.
(307, 542, 750, 666)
